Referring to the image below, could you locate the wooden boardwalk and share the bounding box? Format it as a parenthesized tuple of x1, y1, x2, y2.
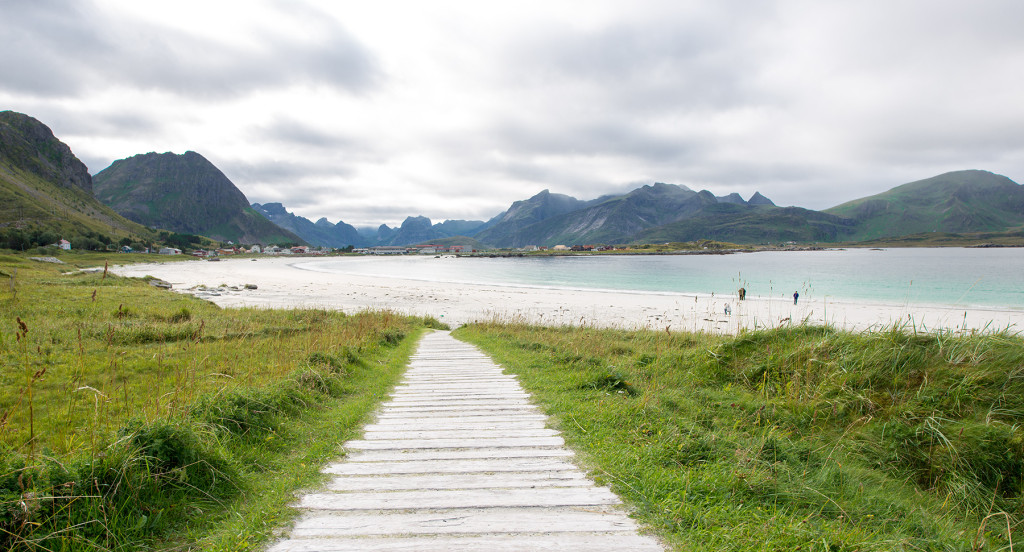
(268, 330, 663, 551)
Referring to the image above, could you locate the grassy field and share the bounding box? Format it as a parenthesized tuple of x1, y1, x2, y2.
(455, 321, 1023, 551)
(0, 252, 445, 550)
(6, 250, 1022, 550)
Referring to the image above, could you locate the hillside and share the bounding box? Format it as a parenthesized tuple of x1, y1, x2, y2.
(474, 189, 594, 246)
(93, 151, 303, 245)
(825, 170, 1024, 241)
(637, 204, 858, 244)
(0, 110, 158, 250)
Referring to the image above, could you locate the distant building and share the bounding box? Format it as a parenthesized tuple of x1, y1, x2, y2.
(367, 246, 408, 255)
(120, 245, 133, 253)
(158, 247, 182, 255)
(57, 239, 71, 250)
(249, 245, 262, 254)
(552, 245, 569, 251)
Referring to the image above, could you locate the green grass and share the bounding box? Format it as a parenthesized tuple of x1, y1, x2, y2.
(455, 321, 1023, 551)
(0, 253, 446, 550)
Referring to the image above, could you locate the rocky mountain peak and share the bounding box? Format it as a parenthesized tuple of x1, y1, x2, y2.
(748, 191, 776, 206)
(0, 110, 93, 194)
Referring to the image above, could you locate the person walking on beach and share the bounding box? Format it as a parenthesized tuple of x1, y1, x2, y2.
(793, 291, 799, 305)
(738, 287, 746, 301)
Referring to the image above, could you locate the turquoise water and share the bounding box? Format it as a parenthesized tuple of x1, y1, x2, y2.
(296, 248, 1024, 310)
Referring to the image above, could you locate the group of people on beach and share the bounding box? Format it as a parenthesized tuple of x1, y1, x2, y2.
(723, 286, 799, 315)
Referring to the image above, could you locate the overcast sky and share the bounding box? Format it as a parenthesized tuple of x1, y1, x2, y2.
(3, 0, 1022, 227)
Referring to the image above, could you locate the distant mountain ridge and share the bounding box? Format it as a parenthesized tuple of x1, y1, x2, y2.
(261, 170, 1023, 248)
(472, 183, 789, 247)
(253, 202, 364, 247)
(93, 151, 303, 244)
(256, 205, 490, 248)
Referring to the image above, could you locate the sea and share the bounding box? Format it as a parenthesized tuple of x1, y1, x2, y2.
(295, 248, 1024, 311)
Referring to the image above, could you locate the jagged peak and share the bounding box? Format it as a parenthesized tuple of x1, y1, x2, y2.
(748, 191, 776, 206)
(716, 193, 747, 205)
(254, 202, 289, 216)
(401, 215, 432, 226)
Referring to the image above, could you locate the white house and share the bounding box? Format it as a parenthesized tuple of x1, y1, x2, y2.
(57, 239, 71, 250)
(158, 247, 182, 255)
(368, 246, 408, 255)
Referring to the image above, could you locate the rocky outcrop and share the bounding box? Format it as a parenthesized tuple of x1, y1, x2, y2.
(0, 110, 93, 194)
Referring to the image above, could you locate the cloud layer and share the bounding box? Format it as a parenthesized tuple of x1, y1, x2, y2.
(3, 0, 1022, 226)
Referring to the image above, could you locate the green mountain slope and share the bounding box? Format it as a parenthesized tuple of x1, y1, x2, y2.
(94, 151, 303, 245)
(637, 204, 858, 244)
(825, 170, 1024, 241)
(0, 111, 158, 249)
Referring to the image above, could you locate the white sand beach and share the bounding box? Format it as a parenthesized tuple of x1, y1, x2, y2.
(112, 257, 1024, 335)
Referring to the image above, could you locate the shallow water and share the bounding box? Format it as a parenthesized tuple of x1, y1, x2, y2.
(296, 248, 1024, 310)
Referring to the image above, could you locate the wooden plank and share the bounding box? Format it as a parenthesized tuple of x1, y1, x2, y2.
(361, 428, 559, 440)
(324, 471, 591, 491)
(343, 436, 565, 450)
(268, 534, 664, 552)
(343, 446, 572, 462)
(286, 507, 643, 537)
(324, 457, 578, 475)
(361, 420, 548, 433)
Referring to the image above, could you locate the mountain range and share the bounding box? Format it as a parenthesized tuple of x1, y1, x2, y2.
(3, 110, 1023, 251)
(265, 169, 1023, 248)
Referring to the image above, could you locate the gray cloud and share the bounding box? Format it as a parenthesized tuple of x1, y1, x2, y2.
(252, 118, 357, 150)
(3, 0, 1022, 227)
(0, 0, 379, 99)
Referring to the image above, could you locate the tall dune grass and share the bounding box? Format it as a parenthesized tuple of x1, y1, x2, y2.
(456, 320, 1023, 551)
(0, 255, 444, 550)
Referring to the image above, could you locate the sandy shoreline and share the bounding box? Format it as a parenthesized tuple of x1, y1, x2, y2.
(111, 257, 1024, 334)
